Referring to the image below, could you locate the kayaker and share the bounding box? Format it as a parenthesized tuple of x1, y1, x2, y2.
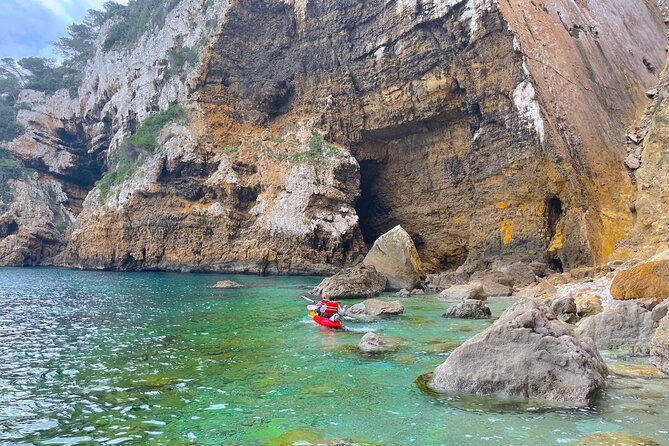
(315, 294, 346, 321)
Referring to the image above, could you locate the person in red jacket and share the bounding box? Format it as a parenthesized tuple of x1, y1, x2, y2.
(315, 294, 346, 321)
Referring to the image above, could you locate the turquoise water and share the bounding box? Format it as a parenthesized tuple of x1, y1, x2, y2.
(0, 268, 668, 446)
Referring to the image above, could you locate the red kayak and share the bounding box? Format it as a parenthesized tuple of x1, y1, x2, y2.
(309, 309, 343, 329)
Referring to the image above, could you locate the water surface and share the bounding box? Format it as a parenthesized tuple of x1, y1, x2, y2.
(0, 268, 667, 445)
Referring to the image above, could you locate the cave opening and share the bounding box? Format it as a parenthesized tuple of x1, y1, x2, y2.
(355, 159, 390, 246)
(546, 195, 562, 240)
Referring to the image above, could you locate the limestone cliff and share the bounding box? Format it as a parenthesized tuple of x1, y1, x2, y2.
(0, 0, 666, 273)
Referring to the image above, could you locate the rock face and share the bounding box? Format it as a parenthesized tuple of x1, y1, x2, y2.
(650, 317, 669, 375)
(362, 225, 424, 290)
(358, 332, 391, 354)
(610, 255, 669, 301)
(429, 299, 607, 405)
(314, 264, 386, 299)
(0, 0, 666, 273)
(346, 299, 404, 321)
(576, 301, 656, 353)
(442, 299, 491, 319)
(438, 283, 486, 301)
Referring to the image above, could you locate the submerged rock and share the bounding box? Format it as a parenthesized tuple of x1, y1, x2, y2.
(610, 252, 669, 300)
(358, 332, 392, 354)
(438, 282, 486, 301)
(346, 298, 404, 322)
(363, 225, 424, 290)
(442, 299, 491, 319)
(212, 280, 244, 289)
(576, 432, 660, 446)
(314, 264, 386, 299)
(429, 299, 607, 405)
(650, 317, 669, 375)
(576, 300, 656, 353)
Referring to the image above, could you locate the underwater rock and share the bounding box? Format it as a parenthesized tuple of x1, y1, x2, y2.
(576, 432, 660, 446)
(576, 300, 656, 353)
(442, 299, 491, 319)
(358, 332, 390, 354)
(314, 263, 386, 299)
(346, 298, 404, 322)
(429, 299, 607, 405)
(363, 225, 424, 290)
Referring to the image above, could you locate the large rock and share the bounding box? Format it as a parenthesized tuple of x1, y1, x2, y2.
(362, 225, 424, 290)
(650, 317, 669, 375)
(545, 295, 578, 323)
(429, 299, 607, 405)
(442, 299, 491, 319)
(314, 264, 386, 299)
(651, 299, 669, 323)
(480, 280, 513, 297)
(425, 271, 469, 291)
(438, 282, 486, 301)
(495, 262, 538, 288)
(358, 332, 391, 354)
(610, 254, 669, 300)
(346, 298, 404, 322)
(576, 300, 656, 353)
(575, 295, 604, 318)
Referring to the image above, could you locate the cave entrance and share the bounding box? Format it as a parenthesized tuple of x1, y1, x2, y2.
(355, 159, 388, 246)
(545, 195, 564, 271)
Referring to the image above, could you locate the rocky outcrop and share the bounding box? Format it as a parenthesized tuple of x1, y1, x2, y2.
(438, 283, 486, 301)
(650, 316, 669, 375)
(429, 299, 607, 405)
(576, 300, 656, 353)
(0, 0, 666, 273)
(212, 280, 244, 289)
(442, 299, 491, 319)
(545, 296, 578, 323)
(346, 298, 404, 322)
(610, 254, 669, 301)
(358, 332, 393, 355)
(362, 225, 424, 290)
(314, 263, 386, 299)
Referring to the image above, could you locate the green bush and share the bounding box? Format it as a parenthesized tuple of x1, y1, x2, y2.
(104, 0, 183, 51)
(168, 44, 200, 78)
(125, 105, 186, 153)
(0, 103, 24, 142)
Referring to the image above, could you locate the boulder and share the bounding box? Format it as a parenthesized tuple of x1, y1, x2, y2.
(313, 264, 386, 299)
(411, 288, 426, 295)
(651, 299, 669, 323)
(528, 261, 548, 277)
(442, 299, 492, 319)
(363, 225, 424, 290)
(576, 300, 656, 353)
(395, 289, 411, 297)
(650, 317, 669, 375)
(545, 295, 578, 323)
(429, 299, 607, 405)
(575, 295, 603, 318)
(470, 270, 514, 287)
(358, 332, 391, 354)
(438, 282, 486, 301)
(425, 271, 469, 290)
(610, 253, 669, 300)
(495, 262, 538, 287)
(346, 298, 404, 322)
(212, 280, 244, 289)
(480, 280, 512, 297)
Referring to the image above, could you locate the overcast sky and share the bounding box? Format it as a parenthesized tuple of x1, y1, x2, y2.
(0, 0, 128, 60)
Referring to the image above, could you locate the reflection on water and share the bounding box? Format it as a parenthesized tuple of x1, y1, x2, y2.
(0, 268, 667, 445)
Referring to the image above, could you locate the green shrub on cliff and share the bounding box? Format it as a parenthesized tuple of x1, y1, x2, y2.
(0, 103, 24, 142)
(104, 0, 183, 51)
(125, 105, 186, 153)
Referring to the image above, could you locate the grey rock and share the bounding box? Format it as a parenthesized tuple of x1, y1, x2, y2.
(625, 154, 641, 170)
(480, 280, 513, 297)
(429, 299, 607, 405)
(546, 295, 579, 323)
(363, 225, 424, 290)
(576, 300, 656, 353)
(358, 332, 391, 354)
(496, 262, 537, 287)
(651, 299, 669, 323)
(346, 298, 404, 322)
(438, 282, 486, 301)
(425, 271, 469, 290)
(395, 289, 411, 297)
(411, 288, 426, 295)
(314, 264, 387, 299)
(212, 280, 244, 289)
(442, 299, 491, 319)
(650, 317, 669, 375)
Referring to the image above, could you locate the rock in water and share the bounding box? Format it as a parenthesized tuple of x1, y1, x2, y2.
(650, 317, 669, 375)
(429, 299, 607, 405)
(442, 299, 491, 319)
(577, 432, 660, 446)
(610, 253, 669, 300)
(314, 264, 386, 299)
(212, 280, 244, 289)
(346, 299, 404, 322)
(438, 282, 486, 301)
(576, 300, 656, 353)
(358, 332, 389, 354)
(363, 225, 424, 290)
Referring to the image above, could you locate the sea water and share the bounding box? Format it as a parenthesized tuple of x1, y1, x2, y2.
(0, 268, 667, 445)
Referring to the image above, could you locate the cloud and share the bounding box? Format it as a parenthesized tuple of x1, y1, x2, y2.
(0, 0, 129, 60)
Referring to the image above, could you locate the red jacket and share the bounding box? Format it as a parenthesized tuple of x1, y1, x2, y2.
(320, 299, 340, 317)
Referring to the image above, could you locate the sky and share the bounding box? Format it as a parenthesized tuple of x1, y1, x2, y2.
(0, 0, 128, 61)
